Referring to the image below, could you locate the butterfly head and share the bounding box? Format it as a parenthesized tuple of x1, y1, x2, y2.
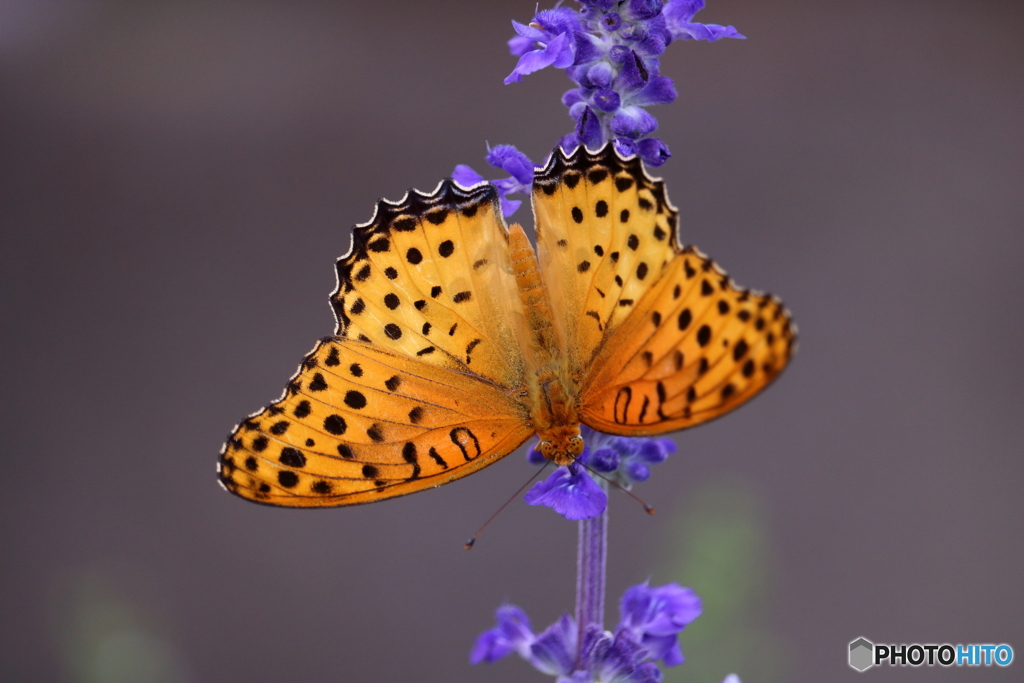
(535, 425, 585, 467)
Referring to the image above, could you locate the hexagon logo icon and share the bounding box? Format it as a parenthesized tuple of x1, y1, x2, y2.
(849, 637, 874, 672)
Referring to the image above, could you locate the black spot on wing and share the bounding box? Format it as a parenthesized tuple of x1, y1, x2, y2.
(426, 209, 449, 225)
(392, 217, 417, 232)
(344, 390, 367, 409)
(697, 325, 712, 347)
(308, 373, 328, 392)
(280, 447, 306, 468)
(366, 424, 385, 442)
(323, 414, 347, 435)
(367, 237, 390, 253)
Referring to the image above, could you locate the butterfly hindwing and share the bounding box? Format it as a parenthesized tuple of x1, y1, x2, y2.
(219, 338, 535, 507)
(579, 247, 796, 434)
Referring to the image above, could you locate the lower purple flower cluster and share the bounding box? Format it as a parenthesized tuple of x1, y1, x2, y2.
(472, 582, 702, 683)
(525, 425, 677, 520)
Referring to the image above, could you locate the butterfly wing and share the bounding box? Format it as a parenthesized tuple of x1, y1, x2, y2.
(332, 179, 526, 389)
(532, 146, 680, 379)
(531, 145, 795, 435)
(579, 247, 795, 434)
(219, 338, 535, 506)
(220, 178, 536, 507)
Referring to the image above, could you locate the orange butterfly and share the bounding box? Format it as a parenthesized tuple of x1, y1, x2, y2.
(218, 145, 795, 506)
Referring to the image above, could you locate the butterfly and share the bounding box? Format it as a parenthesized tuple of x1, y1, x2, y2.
(218, 145, 795, 507)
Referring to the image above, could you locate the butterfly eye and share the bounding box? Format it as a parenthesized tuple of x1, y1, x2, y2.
(568, 435, 584, 456)
(538, 441, 555, 459)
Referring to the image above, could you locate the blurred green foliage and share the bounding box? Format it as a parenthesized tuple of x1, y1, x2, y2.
(657, 479, 790, 683)
(50, 563, 192, 683)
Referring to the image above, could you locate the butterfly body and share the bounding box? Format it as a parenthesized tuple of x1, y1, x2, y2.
(219, 145, 795, 507)
(507, 221, 585, 465)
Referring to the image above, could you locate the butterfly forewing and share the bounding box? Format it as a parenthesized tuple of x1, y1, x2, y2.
(332, 180, 526, 389)
(533, 146, 679, 377)
(219, 339, 534, 506)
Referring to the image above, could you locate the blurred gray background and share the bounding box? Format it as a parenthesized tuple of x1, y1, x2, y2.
(1, 1, 1021, 682)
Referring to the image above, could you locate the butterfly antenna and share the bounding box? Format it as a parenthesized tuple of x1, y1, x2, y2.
(572, 456, 656, 515)
(465, 460, 551, 550)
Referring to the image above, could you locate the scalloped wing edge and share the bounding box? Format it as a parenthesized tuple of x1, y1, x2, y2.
(330, 179, 506, 336)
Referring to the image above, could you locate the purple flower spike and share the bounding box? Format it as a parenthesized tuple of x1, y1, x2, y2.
(637, 137, 671, 166)
(505, 31, 574, 84)
(664, 0, 745, 42)
(525, 463, 608, 520)
(611, 50, 651, 96)
(452, 164, 485, 187)
(590, 447, 620, 473)
(503, 0, 743, 166)
(611, 106, 659, 139)
(576, 107, 605, 149)
(486, 144, 534, 186)
(470, 604, 535, 664)
(473, 583, 702, 680)
(453, 145, 535, 218)
(587, 61, 614, 88)
(508, 35, 536, 57)
(592, 87, 622, 113)
(601, 12, 622, 32)
(637, 438, 676, 464)
(529, 613, 578, 675)
(633, 76, 677, 107)
(627, 0, 664, 22)
(527, 426, 675, 504)
(614, 138, 639, 157)
(574, 624, 665, 683)
(624, 460, 651, 482)
(618, 582, 702, 666)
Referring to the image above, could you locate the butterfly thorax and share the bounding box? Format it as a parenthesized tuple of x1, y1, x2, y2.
(509, 223, 584, 466)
